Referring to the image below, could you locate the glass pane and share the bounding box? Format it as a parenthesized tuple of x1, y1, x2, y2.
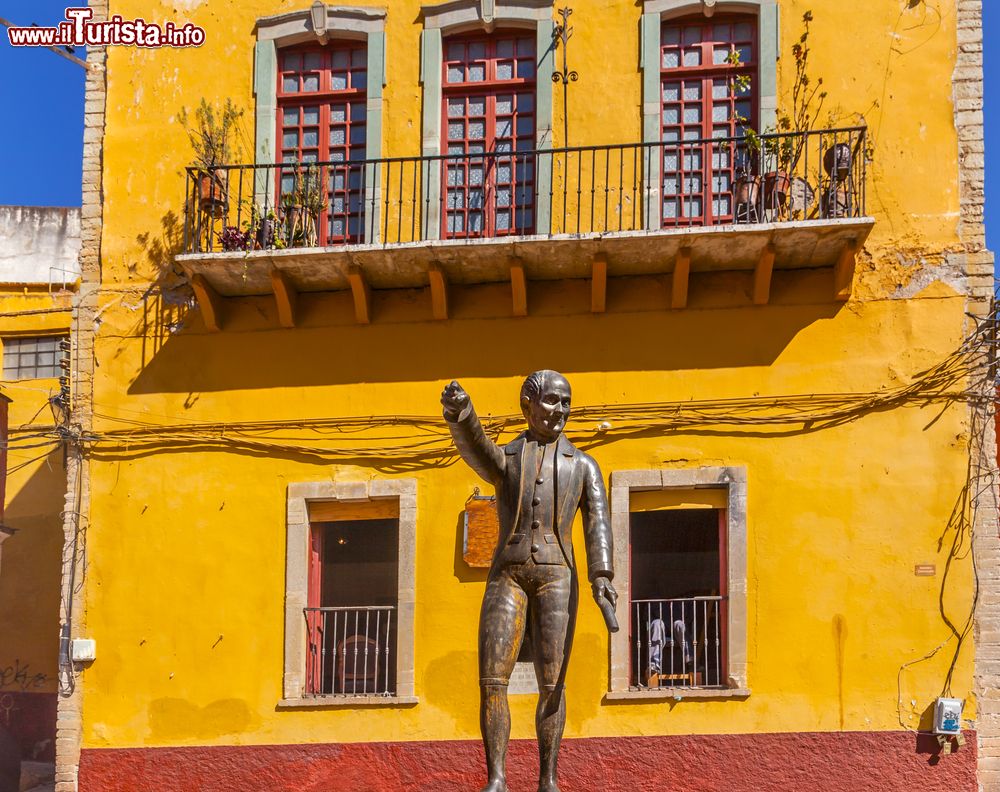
(330, 128, 346, 145)
(352, 48, 366, 67)
(448, 98, 465, 117)
(516, 59, 535, 79)
(662, 50, 680, 69)
(735, 100, 752, 120)
(664, 152, 678, 171)
(496, 97, 513, 115)
(683, 26, 702, 45)
(448, 214, 464, 233)
(663, 107, 679, 125)
(713, 172, 731, 192)
(353, 71, 367, 91)
(518, 94, 534, 112)
(682, 48, 701, 67)
(469, 120, 485, 140)
(683, 128, 700, 141)
(303, 74, 320, 92)
(663, 83, 680, 102)
(468, 188, 484, 209)
(469, 42, 486, 59)
(683, 106, 701, 124)
(497, 40, 514, 58)
(713, 23, 732, 41)
(713, 46, 730, 65)
(516, 162, 534, 182)
(712, 79, 729, 99)
(712, 103, 729, 122)
(303, 128, 319, 147)
(663, 128, 680, 142)
(495, 210, 510, 230)
(469, 97, 486, 116)
(447, 190, 465, 209)
(284, 108, 299, 125)
(351, 102, 366, 120)
(684, 83, 702, 100)
(448, 42, 464, 60)
(683, 197, 703, 217)
(683, 150, 702, 170)
(283, 75, 298, 92)
(332, 171, 346, 190)
(736, 45, 752, 63)
(283, 131, 298, 148)
(468, 64, 485, 82)
(304, 52, 321, 70)
(735, 22, 753, 40)
(331, 73, 347, 90)
(495, 140, 512, 153)
(470, 165, 484, 186)
(663, 199, 678, 218)
(304, 107, 320, 125)
(332, 51, 349, 68)
(350, 125, 366, 144)
(714, 195, 732, 216)
(517, 38, 534, 56)
(333, 195, 346, 212)
(662, 27, 681, 46)
(447, 167, 465, 186)
(468, 212, 483, 233)
(496, 188, 511, 207)
(497, 164, 512, 183)
(448, 121, 465, 140)
(495, 119, 513, 138)
(447, 65, 464, 83)
(497, 62, 513, 80)
(282, 53, 301, 71)
(663, 176, 678, 196)
(516, 116, 533, 136)
(516, 208, 533, 228)
(302, 151, 318, 162)
(712, 149, 731, 169)
(331, 217, 345, 236)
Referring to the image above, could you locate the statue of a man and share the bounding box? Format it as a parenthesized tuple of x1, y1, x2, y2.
(442, 371, 617, 792)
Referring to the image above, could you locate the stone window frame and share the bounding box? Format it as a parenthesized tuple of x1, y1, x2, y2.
(639, 0, 779, 229)
(254, 5, 388, 243)
(419, 0, 556, 239)
(280, 478, 417, 707)
(606, 466, 749, 701)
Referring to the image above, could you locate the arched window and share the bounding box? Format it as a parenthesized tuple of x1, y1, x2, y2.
(441, 31, 536, 238)
(277, 41, 368, 244)
(660, 14, 758, 226)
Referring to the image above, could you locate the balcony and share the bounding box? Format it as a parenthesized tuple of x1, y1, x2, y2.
(176, 127, 872, 328)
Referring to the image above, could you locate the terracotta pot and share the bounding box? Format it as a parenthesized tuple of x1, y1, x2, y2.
(197, 170, 228, 219)
(763, 171, 791, 207)
(733, 175, 760, 206)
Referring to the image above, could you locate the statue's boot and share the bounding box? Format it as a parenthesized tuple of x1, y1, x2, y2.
(479, 779, 509, 792)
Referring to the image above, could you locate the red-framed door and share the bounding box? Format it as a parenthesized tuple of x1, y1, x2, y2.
(441, 32, 536, 239)
(660, 15, 758, 227)
(277, 42, 367, 245)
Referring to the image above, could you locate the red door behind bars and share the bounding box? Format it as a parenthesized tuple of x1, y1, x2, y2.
(441, 33, 536, 239)
(277, 42, 367, 245)
(660, 15, 758, 226)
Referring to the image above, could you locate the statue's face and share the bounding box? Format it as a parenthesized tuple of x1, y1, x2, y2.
(523, 374, 571, 442)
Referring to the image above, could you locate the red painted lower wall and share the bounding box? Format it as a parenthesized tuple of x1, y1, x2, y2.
(79, 731, 976, 792)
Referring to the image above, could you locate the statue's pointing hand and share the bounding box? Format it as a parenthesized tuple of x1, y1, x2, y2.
(442, 380, 470, 421)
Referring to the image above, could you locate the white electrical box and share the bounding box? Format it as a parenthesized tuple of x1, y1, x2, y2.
(934, 697, 963, 735)
(71, 638, 96, 662)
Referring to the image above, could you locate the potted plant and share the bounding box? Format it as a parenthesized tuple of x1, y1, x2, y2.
(733, 12, 828, 216)
(180, 99, 245, 219)
(280, 163, 324, 248)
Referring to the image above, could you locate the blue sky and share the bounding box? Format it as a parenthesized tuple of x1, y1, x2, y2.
(1, 1, 997, 258)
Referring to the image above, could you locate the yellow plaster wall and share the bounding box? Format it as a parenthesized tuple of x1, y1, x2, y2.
(0, 289, 72, 694)
(78, 0, 976, 749)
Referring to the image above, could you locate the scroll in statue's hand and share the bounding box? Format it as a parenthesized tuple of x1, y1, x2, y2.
(592, 576, 619, 633)
(441, 380, 470, 421)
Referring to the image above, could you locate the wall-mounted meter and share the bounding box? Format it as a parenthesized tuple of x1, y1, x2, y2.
(934, 697, 963, 735)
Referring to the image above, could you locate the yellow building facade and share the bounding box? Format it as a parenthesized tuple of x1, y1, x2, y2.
(52, 0, 996, 789)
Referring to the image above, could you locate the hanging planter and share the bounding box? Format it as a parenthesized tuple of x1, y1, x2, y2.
(823, 142, 853, 182)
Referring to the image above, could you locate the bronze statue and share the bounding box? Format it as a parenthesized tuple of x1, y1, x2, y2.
(442, 371, 617, 792)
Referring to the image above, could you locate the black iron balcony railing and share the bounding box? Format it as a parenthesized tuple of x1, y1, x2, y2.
(183, 126, 867, 255)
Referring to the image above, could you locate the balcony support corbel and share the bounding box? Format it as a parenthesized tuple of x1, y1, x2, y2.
(428, 263, 449, 321)
(591, 254, 607, 313)
(510, 259, 528, 317)
(191, 273, 223, 332)
(671, 247, 691, 310)
(834, 240, 857, 301)
(270, 268, 298, 328)
(753, 242, 775, 305)
(347, 265, 372, 324)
